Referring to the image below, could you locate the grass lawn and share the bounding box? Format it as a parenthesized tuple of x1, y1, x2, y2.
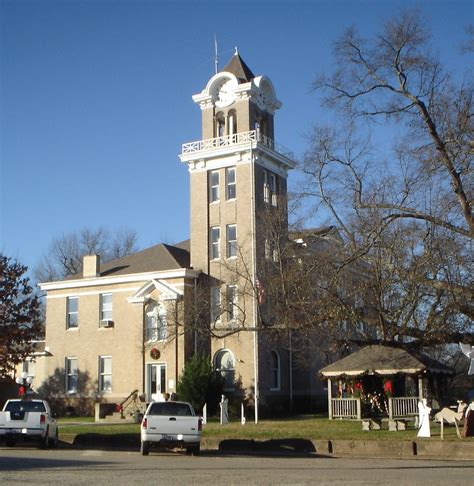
(59, 415, 470, 442)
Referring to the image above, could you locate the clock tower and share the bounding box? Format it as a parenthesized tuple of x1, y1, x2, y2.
(179, 52, 295, 417)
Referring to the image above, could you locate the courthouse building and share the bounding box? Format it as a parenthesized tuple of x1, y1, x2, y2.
(34, 53, 325, 415)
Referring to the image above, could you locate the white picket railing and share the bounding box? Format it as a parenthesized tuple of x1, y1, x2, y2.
(331, 398, 361, 419)
(388, 397, 419, 419)
(181, 130, 294, 160)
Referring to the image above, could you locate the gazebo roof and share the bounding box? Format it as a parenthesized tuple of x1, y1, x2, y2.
(320, 345, 453, 378)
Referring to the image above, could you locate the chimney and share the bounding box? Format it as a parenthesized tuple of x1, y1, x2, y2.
(83, 255, 100, 278)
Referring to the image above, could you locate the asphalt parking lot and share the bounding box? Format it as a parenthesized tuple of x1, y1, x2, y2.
(1, 447, 473, 485)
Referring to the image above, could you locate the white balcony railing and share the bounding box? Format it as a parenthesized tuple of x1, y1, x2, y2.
(181, 130, 294, 161)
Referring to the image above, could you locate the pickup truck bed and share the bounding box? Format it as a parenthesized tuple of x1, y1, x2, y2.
(0, 399, 58, 448)
(141, 401, 202, 455)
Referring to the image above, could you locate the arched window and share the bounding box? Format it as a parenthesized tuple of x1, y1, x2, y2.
(146, 302, 167, 342)
(216, 112, 225, 138)
(270, 350, 281, 391)
(214, 349, 235, 390)
(228, 110, 237, 137)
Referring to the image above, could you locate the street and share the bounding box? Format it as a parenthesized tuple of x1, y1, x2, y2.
(0, 447, 473, 485)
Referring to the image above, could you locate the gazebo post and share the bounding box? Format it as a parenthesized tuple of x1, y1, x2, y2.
(327, 378, 333, 420)
(418, 375, 423, 400)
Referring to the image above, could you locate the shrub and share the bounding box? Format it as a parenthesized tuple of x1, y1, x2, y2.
(176, 354, 223, 414)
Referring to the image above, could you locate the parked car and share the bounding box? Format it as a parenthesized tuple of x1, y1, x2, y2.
(140, 401, 202, 455)
(0, 399, 58, 448)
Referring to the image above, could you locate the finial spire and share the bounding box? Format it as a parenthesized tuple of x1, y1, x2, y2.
(214, 34, 219, 74)
(234, 46, 239, 56)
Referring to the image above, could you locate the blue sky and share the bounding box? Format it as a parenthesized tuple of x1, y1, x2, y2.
(1, 0, 472, 277)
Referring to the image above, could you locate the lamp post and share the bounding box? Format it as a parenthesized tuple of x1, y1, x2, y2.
(15, 371, 32, 398)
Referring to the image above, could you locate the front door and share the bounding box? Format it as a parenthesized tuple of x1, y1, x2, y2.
(147, 363, 166, 401)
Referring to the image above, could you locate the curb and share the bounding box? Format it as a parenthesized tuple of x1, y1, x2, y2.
(59, 434, 474, 460)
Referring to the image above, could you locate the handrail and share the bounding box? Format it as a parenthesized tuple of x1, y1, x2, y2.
(181, 130, 294, 160)
(119, 389, 139, 416)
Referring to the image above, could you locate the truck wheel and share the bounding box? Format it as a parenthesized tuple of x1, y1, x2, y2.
(40, 429, 50, 449)
(51, 429, 59, 448)
(187, 444, 200, 456)
(141, 441, 150, 456)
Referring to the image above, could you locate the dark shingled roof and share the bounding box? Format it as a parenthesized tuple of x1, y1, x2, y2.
(221, 53, 255, 83)
(320, 345, 453, 377)
(66, 242, 190, 280)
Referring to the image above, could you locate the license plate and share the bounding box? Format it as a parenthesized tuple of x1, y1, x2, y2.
(161, 434, 177, 441)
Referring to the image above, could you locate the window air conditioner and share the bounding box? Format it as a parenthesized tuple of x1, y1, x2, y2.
(100, 319, 114, 328)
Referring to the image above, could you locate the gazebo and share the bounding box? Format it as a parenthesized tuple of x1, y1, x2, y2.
(320, 345, 453, 420)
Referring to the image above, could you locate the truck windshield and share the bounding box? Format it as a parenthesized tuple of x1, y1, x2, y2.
(5, 401, 46, 413)
(148, 402, 194, 416)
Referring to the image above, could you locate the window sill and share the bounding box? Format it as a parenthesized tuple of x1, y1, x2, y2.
(226, 256, 237, 261)
(66, 327, 79, 332)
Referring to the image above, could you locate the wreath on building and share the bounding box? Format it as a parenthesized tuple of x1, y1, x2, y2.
(150, 348, 160, 360)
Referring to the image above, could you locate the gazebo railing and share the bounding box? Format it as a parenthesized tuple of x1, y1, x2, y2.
(331, 398, 361, 420)
(388, 397, 418, 420)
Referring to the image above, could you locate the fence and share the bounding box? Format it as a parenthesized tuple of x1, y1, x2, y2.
(331, 398, 361, 419)
(388, 396, 419, 420)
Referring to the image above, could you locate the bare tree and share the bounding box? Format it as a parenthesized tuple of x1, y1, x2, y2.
(34, 227, 138, 283)
(300, 8, 473, 346)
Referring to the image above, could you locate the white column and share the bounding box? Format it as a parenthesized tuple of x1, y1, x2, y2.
(327, 378, 333, 420)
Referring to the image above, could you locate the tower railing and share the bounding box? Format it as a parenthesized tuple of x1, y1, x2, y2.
(181, 130, 294, 160)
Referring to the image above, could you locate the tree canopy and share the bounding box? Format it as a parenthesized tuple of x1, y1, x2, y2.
(34, 226, 138, 282)
(0, 255, 42, 379)
(297, 9, 473, 347)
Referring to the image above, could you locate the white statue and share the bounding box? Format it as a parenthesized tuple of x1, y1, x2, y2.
(219, 394, 229, 425)
(417, 398, 431, 438)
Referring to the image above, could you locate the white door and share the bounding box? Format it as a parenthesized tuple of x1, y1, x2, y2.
(147, 364, 166, 401)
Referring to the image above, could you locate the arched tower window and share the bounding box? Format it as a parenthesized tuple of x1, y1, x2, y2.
(228, 110, 237, 137)
(214, 349, 235, 390)
(215, 112, 225, 138)
(270, 350, 281, 391)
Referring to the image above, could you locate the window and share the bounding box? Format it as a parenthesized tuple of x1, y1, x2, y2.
(228, 110, 237, 136)
(22, 359, 35, 382)
(100, 293, 113, 321)
(226, 167, 236, 200)
(99, 356, 112, 393)
(215, 349, 235, 390)
(146, 302, 168, 342)
(263, 170, 277, 206)
(210, 287, 221, 324)
(65, 357, 78, 394)
(270, 351, 281, 390)
(216, 112, 225, 138)
(66, 296, 78, 329)
(264, 238, 279, 262)
(226, 224, 237, 258)
(210, 170, 220, 203)
(227, 285, 238, 323)
(210, 226, 221, 259)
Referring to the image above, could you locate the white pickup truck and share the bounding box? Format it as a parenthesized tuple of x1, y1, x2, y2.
(0, 399, 59, 448)
(140, 401, 202, 455)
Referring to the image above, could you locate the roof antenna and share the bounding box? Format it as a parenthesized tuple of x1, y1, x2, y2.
(235, 46, 239, 56)
(214, 34, 219, 74)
